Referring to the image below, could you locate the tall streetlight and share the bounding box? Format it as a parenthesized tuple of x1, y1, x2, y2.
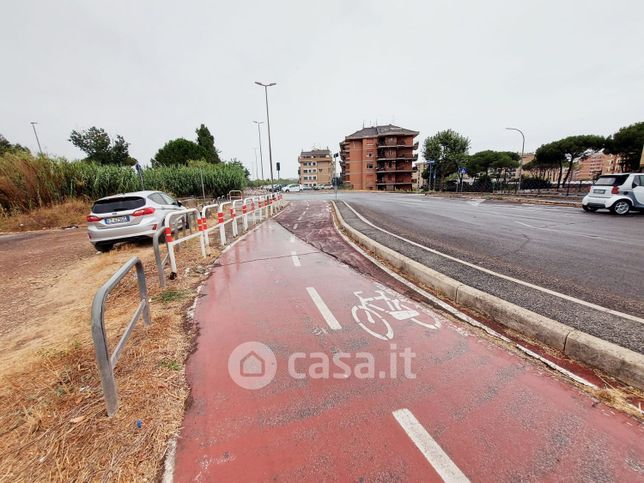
(252, 147, 259, 180)
(255, 81, 276, 190)
(253, 120, 265, 180)
(30, 121, 43, 156)
(506, 127, 525, 192)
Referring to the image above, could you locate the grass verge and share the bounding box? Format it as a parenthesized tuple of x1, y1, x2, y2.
(0, 236, 218, 480)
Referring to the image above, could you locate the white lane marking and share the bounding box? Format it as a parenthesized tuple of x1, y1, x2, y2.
(306, 287, 342, 330)
(342, 201, 644, 325)
(393, 409, 470, 483)
(289, 235, 295, 243)
(293, 223, 299, 229)
(515, 220, 538, 228)
(291, 251, 301, 267)
(514, 220, 621, 243)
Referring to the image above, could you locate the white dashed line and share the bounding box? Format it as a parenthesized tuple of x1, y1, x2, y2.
(306, 287, 342, 330)
(291, 251, 301, 267)
(392, 409, 470, 483)
(293, 223, 298, 229)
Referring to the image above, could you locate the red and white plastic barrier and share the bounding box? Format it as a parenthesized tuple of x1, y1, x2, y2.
(163, 193, 286, 276)
(164, 208, 206, 276)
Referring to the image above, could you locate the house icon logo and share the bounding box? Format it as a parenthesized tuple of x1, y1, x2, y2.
(240, 351, 265, 377)
(228, 341, 277, 390)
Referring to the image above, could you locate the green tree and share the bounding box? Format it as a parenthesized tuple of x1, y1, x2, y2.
(422, 129, 470, 190)
(226, 158, 250, 180)
(604, 122, 644, 172)
(0, 134, 30, 156)
(153, 138, 209, 166)
(467, 150, 520, 186)
(68, 127, 131, 165)
(534, 135, 605, 189)
(195, 124, 221, 163)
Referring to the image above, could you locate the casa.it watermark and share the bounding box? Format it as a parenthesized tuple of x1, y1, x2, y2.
(228, 341, 415, 390)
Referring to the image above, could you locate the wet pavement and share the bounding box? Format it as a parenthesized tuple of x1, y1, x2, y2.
(173, 200, 643, 482)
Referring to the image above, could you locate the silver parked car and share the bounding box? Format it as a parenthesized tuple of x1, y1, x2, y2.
(582, 173, 644, 215)
(87, 190, 184, 251)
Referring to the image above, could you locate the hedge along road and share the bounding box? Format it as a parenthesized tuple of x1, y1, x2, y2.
(283, 192, 644, 353)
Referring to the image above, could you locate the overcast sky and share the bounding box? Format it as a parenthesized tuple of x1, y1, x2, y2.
(2, 0, 643, 178)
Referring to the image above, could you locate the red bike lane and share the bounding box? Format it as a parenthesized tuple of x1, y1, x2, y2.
(172, 205, 643, 482)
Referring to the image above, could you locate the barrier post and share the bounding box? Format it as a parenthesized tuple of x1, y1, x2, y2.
(242, 199, 249, 231)
(230, 204, 238, 237)
(218, 206, 226, 245)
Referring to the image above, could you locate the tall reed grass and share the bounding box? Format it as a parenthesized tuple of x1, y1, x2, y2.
(0, 151, 247, 214)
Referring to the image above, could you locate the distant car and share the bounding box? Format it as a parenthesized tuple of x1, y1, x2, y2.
(282, 184, 302, 192)
(87, 190, 184, 252)
(582, 173, 644, 215)
(319, 184, 334, 190)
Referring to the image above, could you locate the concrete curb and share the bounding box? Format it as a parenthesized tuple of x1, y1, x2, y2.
(331, 201, 644, 390)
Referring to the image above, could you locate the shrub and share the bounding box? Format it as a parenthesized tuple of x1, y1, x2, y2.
(0, 151, 247, 214)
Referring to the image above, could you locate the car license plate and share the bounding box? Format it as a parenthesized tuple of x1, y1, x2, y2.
(594, 189, 605, 194)
(105, 216, 129, 224)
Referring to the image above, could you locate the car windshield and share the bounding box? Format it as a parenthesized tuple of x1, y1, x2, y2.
(594, 175, 628, 186)
(92, 196, 145, 214)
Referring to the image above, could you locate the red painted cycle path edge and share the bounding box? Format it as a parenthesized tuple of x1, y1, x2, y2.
(173, 210, 643, 482)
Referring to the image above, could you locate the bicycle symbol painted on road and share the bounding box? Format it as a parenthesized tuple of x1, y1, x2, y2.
(350, 288, 442, 341)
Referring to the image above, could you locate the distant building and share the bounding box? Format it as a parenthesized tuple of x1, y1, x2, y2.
(412, 161, 427, 190)
(339, 124, 419, 191)
(526, 150, 625, 184)
(298, 148, 334, 187)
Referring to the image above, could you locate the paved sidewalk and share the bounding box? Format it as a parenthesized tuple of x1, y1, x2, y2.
(172, 208, 643, 482)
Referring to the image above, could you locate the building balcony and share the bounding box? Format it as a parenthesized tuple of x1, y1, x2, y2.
(376, 154, 418, 161)
(375, 168, 413, 174)
(375, 181, 413, 186)
(377, 142, 419, 150)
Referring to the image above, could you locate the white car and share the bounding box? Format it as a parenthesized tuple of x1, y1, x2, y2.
(282, 184, 302, 192)
(87, 190, 184, 251)
(582, 173, 644, 215)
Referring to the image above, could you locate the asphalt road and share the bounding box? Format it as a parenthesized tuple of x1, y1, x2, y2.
(285, 192, 644, 352)
(173, 208, 643, 481)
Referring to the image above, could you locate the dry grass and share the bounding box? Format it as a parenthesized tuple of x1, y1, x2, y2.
(0, 236, 219, 481)
(0, 199, 90, 232)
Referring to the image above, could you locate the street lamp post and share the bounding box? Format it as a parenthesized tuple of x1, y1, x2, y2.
(252, 147, 259, 181)
(253, 121, 265, 180)
(255, 82, 276, 191)
(505, 127, 525, 193)
(30, 121, 43, 156)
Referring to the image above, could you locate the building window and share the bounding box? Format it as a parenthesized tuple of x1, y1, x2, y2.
(367, 164, 373, 169)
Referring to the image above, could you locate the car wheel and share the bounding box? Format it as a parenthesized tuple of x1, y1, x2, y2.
(95, 242, 114, 252)
(610, 200, 631, 215)
(582, 205, 597, 212)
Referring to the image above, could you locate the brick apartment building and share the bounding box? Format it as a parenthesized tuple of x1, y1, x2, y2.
(339, 124, 419, 190)
(298, 148, 334, 187)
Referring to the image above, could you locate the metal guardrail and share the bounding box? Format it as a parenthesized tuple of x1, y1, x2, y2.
(91, 256, 151, 417)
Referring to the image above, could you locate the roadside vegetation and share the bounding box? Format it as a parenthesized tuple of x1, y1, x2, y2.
(0, 123, 249, 226)
(420, 121, 644, 192)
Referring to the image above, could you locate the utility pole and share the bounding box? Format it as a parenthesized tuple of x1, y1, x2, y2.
(30, 121, 43, 156)
(253, 121, 265, 180)
(255, 82, 276, 191)
(505, 127, 525, 193)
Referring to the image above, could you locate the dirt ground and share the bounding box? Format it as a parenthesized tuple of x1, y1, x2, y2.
(0, 228, 149, 374)
(0, 225, 219, 481)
